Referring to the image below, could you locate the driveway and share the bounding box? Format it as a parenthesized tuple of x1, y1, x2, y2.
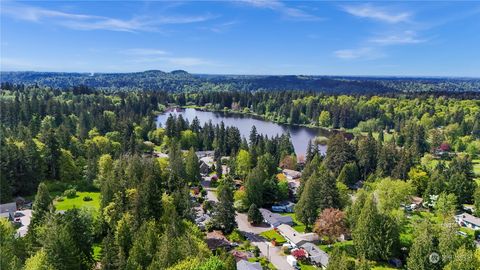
(236, 213, 294, 270)
(201, 176, 218, 202)
(200, 177, 293, 270)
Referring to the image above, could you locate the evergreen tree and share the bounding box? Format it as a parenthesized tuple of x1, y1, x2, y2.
(356, 133, 377, 179)
(295, 172, 321, 230)
(444, 245, 480, 270)
(324, 134, 355, 176)
(406, 221, 441, 270)
(185, 148, 201, 185)
(245, 166, 265, 207)
(247, 204, 263, 225)
(352, 195, 399, 261)
(216, 157, 222, 179)
(326, 248, 354, 270)
(212, 177, 236, 233)
(337, 162, 360, 187)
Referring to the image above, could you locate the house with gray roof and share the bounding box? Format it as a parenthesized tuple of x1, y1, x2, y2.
(236, 260, 262, 270)
(277, 224, 319, 247)
(300, 242, 329, 268)
(0, 202, 17, 214)
(456, 213, 480, 230)
(259, 208, 293, 228)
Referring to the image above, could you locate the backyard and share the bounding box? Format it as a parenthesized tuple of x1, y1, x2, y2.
(54, 192, 101, 211)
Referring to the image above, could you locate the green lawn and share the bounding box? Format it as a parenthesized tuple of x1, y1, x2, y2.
(260, 229, 287, 245)
(473, 159, 480, 177)
(54, 192, 100, 211)
(298, 261, 318, 270)
(280, 213, 306, 232)
(319, 240, 355, 258)
(248, 257, 275, 270)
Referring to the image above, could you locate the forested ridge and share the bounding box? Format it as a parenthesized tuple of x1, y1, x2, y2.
(2, 70, 480, 93)
(1, 83, 480, 270)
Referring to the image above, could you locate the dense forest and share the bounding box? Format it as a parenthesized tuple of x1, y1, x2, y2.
(2, 70, 480, 93)
(1, 83, 480, 270)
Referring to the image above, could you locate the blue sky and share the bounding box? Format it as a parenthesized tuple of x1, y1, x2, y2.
(1, 1, 480, 76)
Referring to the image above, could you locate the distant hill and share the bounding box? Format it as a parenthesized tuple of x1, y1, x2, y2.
(1, 70, 479, 93)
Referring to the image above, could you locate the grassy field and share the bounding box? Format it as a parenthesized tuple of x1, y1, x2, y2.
(54, 192, 100, 211)
(280, 213, 306, 232)
(298, 261, 318, 270)
(260, 229, 287, 245)
(473, 159, 480, 177)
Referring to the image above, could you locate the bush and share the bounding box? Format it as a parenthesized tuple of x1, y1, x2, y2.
(63, 188, 77, 198)
(83, 196, 93, 201)
(56, 196, 65, 202)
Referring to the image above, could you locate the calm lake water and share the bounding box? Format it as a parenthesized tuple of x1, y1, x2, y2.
(156, 108, 330, 156)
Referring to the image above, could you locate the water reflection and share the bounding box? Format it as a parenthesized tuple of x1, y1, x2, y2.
(156, 108, 329, 156)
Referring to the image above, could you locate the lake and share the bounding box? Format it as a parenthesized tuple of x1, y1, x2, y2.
(156, 108, 331, 156)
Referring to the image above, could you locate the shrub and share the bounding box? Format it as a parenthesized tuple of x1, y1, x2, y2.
(56, 196, 65, 202)
(63, 188, 77, 198)
(83, 196, 93, 202)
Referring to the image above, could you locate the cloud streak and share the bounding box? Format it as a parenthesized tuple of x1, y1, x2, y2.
(2, 3, 213, 32)
(241, 0, 322, 21)
(334, 47, 384, 60)
(343, 4, 411, 23)
(370, 31, 426, 45)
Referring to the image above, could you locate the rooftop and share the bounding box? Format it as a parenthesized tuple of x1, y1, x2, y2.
(277, 224, 318, 246)
(300, 242, 329, 266)
(236, 260, 262, 270)
(260, 208, 293, 226)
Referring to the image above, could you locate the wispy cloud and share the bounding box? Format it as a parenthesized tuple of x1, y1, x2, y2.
(334, 47, 384, 60)
(122, 49, 215, 67)
(1, 3, 213, 32)
(370, 30, 426, 45)
(202, 21, 239, 33)
(240, 0, 322, 21)
(343, 4, 411, 23)
(121, 48, 168, 56)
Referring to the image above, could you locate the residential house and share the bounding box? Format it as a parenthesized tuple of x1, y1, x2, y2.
(196, 151, 215, 159)
(300, 242, 329, 268)
(230, 250, 252, 262)
(283, 169, 302, 180)
(456, 213, 480, 230)
(0, 202, 18, 214)
(199, 156, 214, 175)
(0, 202, 18, 222)
(271, 202, 295, 213)
(260, 208, 293, 228)
(153, 151, 169, 158)
(277, 224, 319, 247)
(236, 260, 262, 270)
(206, 230, 232, 251)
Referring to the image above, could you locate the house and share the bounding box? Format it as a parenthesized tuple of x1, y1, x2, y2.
(199, 156, 214, 175)
(0, 212, 13, 221)
(0, 202, 18, 214)
(196, 151, 215, 159)
(230, 250, 252, 262)
(153, 151, 169, 158)
(300, 242, 329, 268)
(206, 230, 232, 250)
(236, 260, 262, 270)
(283, 169, 302, 180)
(456, 213, 480, 230)
(277, 224, 319, 247)
(271, 202, 295, 213)
(286, 179, 301, 195)
(260, 208, 293, 227)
